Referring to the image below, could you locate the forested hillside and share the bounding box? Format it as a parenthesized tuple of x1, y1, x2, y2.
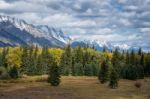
(0, 46, 150, 87)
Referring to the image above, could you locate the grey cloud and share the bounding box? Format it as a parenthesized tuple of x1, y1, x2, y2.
(0, 0, 150, 48)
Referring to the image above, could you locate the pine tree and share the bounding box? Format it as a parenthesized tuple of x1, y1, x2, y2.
(71, 53, 75, 76)
(103, 46, 107, 52)
(140, 53, 144, 66)
(33, 46, 39, 74)
(9, 66, 19, 79)
(126, 51, 130, 64)
(74, 62, 84, 76)
(98, 58, 109, 83)
(138, 48, 142, 56)
(130, 49, 135, 65)
(20, 46, 29, 74)
(48, 61, 61, 86)
(0, 48, 9, 68)
(109, 68, 119, 89)
(60, 45, 72, 75)
(144, 54, 150, 76)
(84, 63, 93, 76)
(27, 45, 35, 75)
(36, 47, 53, 75)
(111, 48, 122, 76)
(75, 46, 83, 63)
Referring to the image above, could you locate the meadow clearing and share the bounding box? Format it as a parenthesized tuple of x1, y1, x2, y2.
(0, 76, 150, 99)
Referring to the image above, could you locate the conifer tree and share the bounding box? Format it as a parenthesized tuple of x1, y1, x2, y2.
(103, 46, 107, 52)
(27, 45, 35, 75)
(37, 47, 53, 75)
(130, 49, 135, 65)
(144, 54, 150, 76)
(138, 48, 142, 56)
(109, 68, 119, 89)
(71, 53, 75, 76)
(9, 66, 19, 79)
(126, 51, 130, 64)
(74, 62, 84, 76)
(0, 48, 9, 68)
(111, 48, 122, 76)
(84, 63, 93, 76)
(75, 46, 83, 63)
(98, 58, 109, 83)
(140, 53, 144, 66)
(48, 61, 61, 86)
(41, 46, 50, 74)
(33, 45, 38, 69)
(60, 44, 72, 75)
(20, 46, 29, 74)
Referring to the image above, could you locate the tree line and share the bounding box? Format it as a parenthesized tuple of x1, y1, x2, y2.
(0, 45, 150, 88)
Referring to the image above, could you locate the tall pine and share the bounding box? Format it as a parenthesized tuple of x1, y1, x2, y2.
(109, 67, 119, 89)
(98, 58, 109, 83)
(48, 61, 61, 86)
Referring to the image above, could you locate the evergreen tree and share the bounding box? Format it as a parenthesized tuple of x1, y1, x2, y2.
(40, 46, 51, 74)
(144, 54, 150, 76)
(0, 48, 9, 68)
(36, 47, 53, 75)
(138, 48, 142, 56)
(71, 53, 76, 76)
(60, 45, 72, 75)
(111, 48, 122, 76)
(26, 46, 35, 75)
(48, 61, 61, 86)
(20, 46, 29, 74)
(74, 63, 84, 76)
(91, 62, 99, 76)
(98, 58, 109, 83)
(109, 68, 119, 89)
(84, 63, 93, 76)
(130, 49, 135, 65)
(126, 51, 130, 64)
(140, 53, 144, 66)
(103, 46, 107, 52)
(75, 46, 83, 63)
(9, 66, 19, 79)
(33, 45, 38, 71)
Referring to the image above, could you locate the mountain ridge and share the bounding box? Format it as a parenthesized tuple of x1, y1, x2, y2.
(0, 15, 71, 47)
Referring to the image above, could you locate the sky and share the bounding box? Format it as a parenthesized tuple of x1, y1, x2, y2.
(0, 0, 150, 50)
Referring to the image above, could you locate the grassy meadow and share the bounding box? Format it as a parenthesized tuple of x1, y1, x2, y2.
(0, 76, 150, 99)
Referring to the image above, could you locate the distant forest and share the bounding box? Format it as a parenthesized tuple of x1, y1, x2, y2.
(0, 45, 150, 87)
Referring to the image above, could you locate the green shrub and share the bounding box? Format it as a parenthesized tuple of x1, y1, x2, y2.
(0, 66, 9, 80)
(9, 66, 19, 79)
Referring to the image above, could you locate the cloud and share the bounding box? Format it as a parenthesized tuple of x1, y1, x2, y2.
(0, 0, 150, 49)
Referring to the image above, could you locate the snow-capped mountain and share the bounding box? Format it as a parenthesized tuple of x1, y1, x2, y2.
(0, 15, 71, 47)
(36, 25, 71, 44)
(71, 39, 136, 51)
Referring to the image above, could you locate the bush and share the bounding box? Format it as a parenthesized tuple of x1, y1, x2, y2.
(134, 81, 142, 88)
(0, 66, 9, 80)
(9, 66, 19, 79)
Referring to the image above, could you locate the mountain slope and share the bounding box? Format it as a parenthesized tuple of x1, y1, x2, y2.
(0, 15, 71, 47)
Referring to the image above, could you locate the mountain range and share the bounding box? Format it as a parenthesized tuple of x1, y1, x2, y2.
(0, 15, 71, 47)
(0, 15, 148, 52)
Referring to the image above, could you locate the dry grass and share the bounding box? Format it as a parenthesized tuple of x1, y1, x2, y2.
(0, 75, 48, 83)
(0, 76, 150, 99)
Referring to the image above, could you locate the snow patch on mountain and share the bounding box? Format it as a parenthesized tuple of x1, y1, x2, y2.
(71, 39, 132, 51)
(36, 25, 71, 44)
